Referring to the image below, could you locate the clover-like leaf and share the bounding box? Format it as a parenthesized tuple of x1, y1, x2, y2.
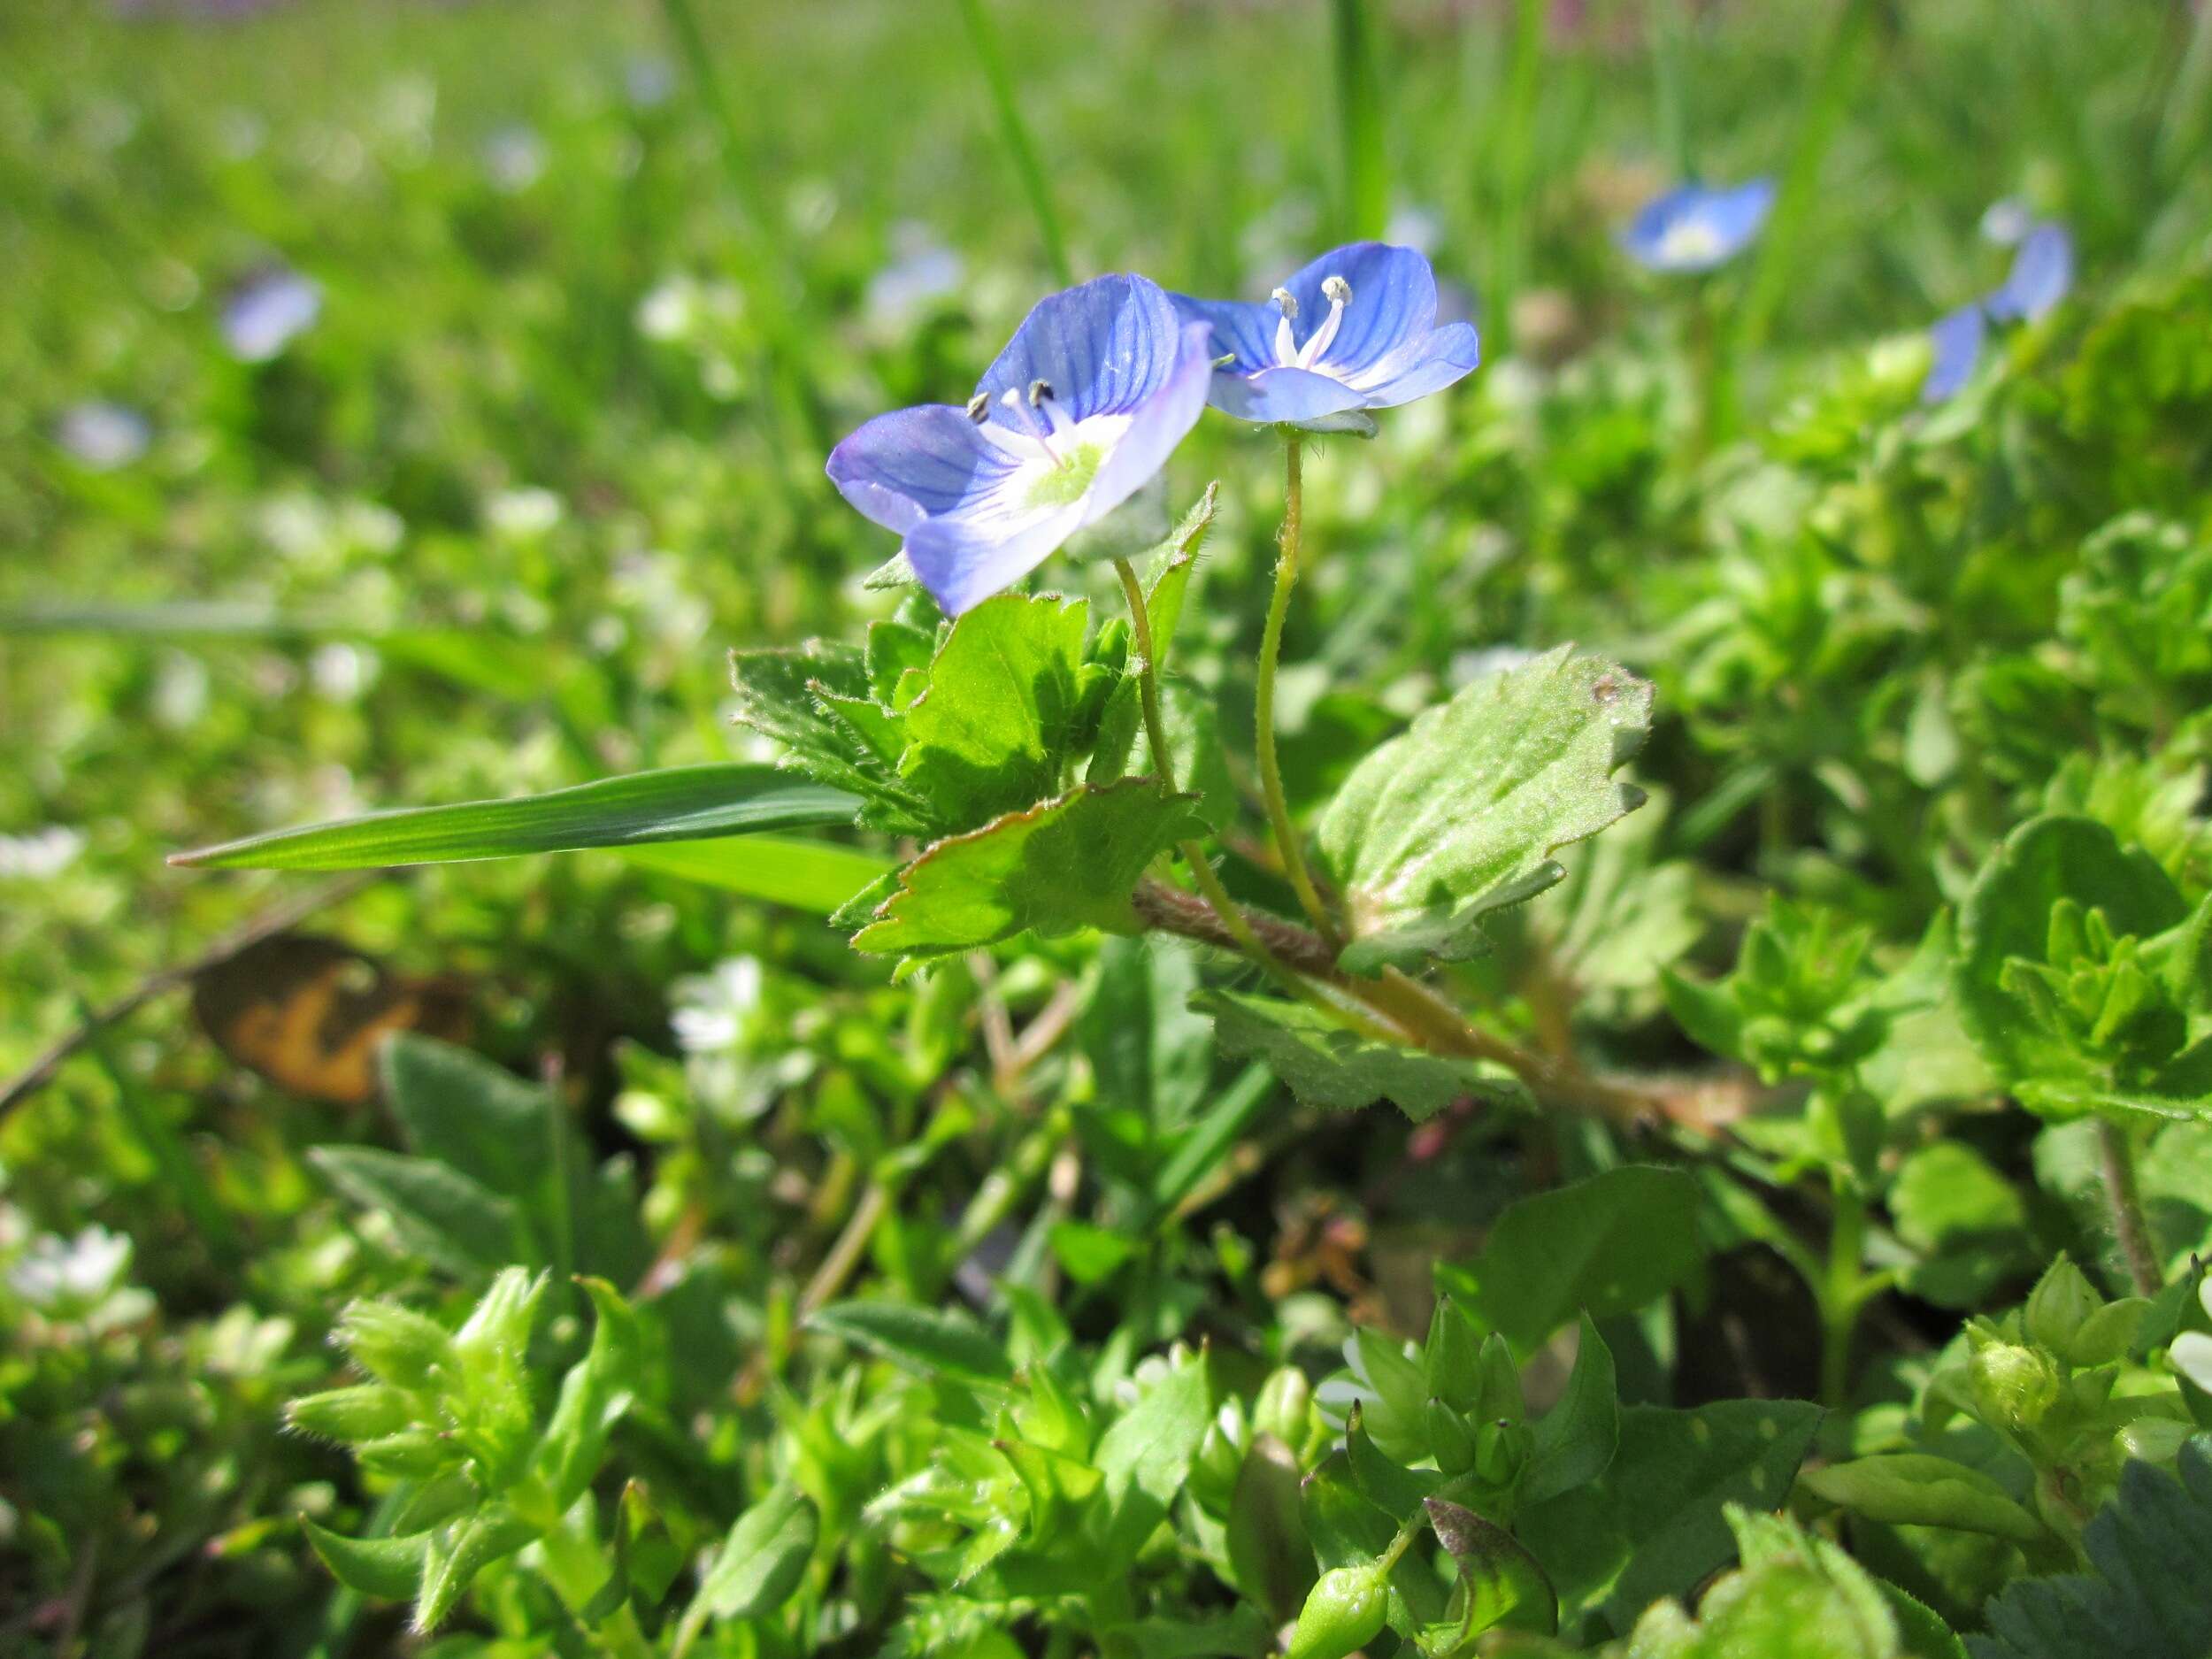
(1316, 646, 1652, 974)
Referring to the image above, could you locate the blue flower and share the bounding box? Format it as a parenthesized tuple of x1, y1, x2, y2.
(1620, 179, 1776, 273)
(1167, 242, 1480, 431)
(222, 266, 321, 362)
(1921, 219, 2073, 403)
(1985, 222, 2072, 324)
(827, 273, 1213, 617)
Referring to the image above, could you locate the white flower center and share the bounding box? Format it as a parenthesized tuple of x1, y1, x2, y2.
(1654, 217, 1727, 267)
(1272, 275, 1353, 371)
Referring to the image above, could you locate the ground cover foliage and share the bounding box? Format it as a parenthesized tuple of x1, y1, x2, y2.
(4, 1, 2212, 1655)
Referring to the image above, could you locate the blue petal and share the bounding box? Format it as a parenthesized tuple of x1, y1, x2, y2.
(1923, 303, 1986, 403)
(906, 499, 1092, 618)
(1168, 293, 1281, 373)
(1274, 242, 1439, 374)
(1209, 364, 1370, 426)
(975, 273, 1185, 424)
(1621, 179, 1775, 273)
(826, 403, 1018, 535)
(1985, 223, 2071, 323)
(1343, 320, 1481, 408)
(1086, 320, 1215, 518)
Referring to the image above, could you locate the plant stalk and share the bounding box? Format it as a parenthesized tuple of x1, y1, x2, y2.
(1256, 442, 1343, 949)
(1819, 1179, 1868, 1410)
(2097, 1116, 2162, 1295)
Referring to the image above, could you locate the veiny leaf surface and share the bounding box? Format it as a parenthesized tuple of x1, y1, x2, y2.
(1195, 988, 1511, 1121)
(1435, 1165, 1704, 1350)
(1317, 646, 1652, 973)
(172, 765, 860, 870)
(852, 780, 1196, 958)
(897, 591, 1090, 827)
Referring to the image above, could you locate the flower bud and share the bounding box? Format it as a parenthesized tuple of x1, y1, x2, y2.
(1475, 1417, 1531, 1488)
(1286, 1565, 1388, 1659)
(1970, 1342, 2061, 1437)
(355, 1430, 456, 1480)
(334, 1300, 454, 1391)
(1254, 1367, 1313, 1448)
(1426, 1399, 1477, 1476)
(1191, 1415, 1244, 1511)
(2024, 1257, 2101, 1356)
(287, 1384, 413, 1444)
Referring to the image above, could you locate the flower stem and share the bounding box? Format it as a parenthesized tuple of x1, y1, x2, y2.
(1256, 441, 1344, 950)
(2097, 1116, 2162, 1295)
(1819, 1178, 1868, 1410)
(956, 0, 1073, 287)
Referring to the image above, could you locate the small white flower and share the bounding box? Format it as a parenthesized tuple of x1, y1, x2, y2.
(486, 487, 563, 539)
(10, 1226, 133, 1309)
(2173, 1278, 2212, 1395)
(0, 827, 87, 880)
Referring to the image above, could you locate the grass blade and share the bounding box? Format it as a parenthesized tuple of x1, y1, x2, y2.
(172, 766, 860, 872)
(1332, 0, 1389, 242)
(617, 836, 892, 915)
(956, 0, 1073, 285)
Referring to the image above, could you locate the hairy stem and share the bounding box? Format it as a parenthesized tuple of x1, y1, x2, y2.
(2097, 1116, 2162, 1295)
(1256, 441, 1343, 949)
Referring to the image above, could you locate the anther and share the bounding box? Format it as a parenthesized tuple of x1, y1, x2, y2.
(1026, 378, 1055, 406)
(1322, 274, 1352, 305)
(1271, 287, 1299, 319)
(965, 392, 991, 423)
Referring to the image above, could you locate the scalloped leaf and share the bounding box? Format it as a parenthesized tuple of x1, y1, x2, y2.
(1316, 646, 1653, 974)
(1194, 988, 1517, 1122)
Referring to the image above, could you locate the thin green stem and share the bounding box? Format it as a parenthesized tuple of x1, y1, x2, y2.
(2097, 1117, 2162, 1296)
(1483, 0, 1548, 357)
(1112, 557, 1176, 789)
(1256, 442, 1343, 949)
(1819, 1178, 1868, 1410)
(956, 0, 1073, 286)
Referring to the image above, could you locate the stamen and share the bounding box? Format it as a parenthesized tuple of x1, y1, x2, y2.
(1271, 287, 1299, 365)
(998, 385, 1069, 467)
(1297, 273, 1352, 367)
(965, 391, 991, 423)
(1026, 378, 1055, 405)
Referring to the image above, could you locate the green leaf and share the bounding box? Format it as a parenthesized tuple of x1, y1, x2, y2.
(1225, 1432, 1314, 1626)
(1799, 1455, 2047, 1546)
(676, 1486, 818, 1645)
(615, 835, 891, 914)
(809, 1300, 1013, 1388)
(1316, 646, 1653, 973)
(1523, 1315, 1619, 1507)
(1300, 1453, 1451, 1637)
(897, 591, 1091, 828)
(172, 764, 859, 871)
(1969, 1437, 2212, 1659)
(1424, 1496, 1559, 1637)
(1888, 1142, 2036, 1310)
(416, 1503, 537, 1631)
(1434, 1166, 1704, 1351)
(1141, 482, 1218, 666)
(380, 1036, 550, 1198)
(533, 1279, 643, 1510)
(302, 1520, 430, 1601)
(851, 780, 1198, 958)
(1345, 1401, 1441, 1521)
(1516, 1398, 1824, 1634)
(728, 639, 931, 831)
(1955, 815, 2193, 1118)
(309, 1147, 530, 1277)
(1194, 989, 1510, 1122)
(1613, 1505, 1909, 1657)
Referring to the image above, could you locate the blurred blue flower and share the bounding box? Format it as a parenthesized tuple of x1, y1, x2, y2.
(1985, 222, 2072, 323)
(624, 55, 677, 109)
(55, 401, 151, 470)
(1620, 179, 1775, 273)
(1168, 242, 1480, 431)
(864, 221, 964, 330)
(482, 122, 547, 193)
(1922, 219, 2072, 403)
(222, 265, 321, 362)
(1922, 303, 1988, 404)
(828, 273, 1212, 616)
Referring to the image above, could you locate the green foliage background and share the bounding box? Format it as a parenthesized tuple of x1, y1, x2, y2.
(4, 1, 2212, 1655)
